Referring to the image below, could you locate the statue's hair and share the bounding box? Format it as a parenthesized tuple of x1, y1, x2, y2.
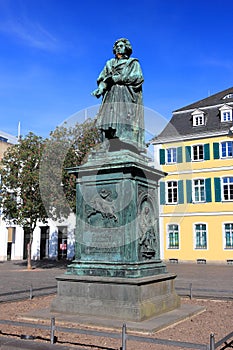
(113, 38, 132, 57)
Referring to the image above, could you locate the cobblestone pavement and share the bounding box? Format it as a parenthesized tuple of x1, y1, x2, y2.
(0, 260, 233, 349)
(0, 260, 232, 301)
(0, 260, 68, 302)
(167, 262, 233, 299)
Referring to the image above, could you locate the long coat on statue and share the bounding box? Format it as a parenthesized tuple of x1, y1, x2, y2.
(96, 57, 145, 152)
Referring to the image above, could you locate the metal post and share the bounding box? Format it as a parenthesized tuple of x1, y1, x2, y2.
(121, 323, 127, 350)
(189, 283, 193, 299)
(209, 333, 215, 350)
(29, 285, 33, 300)
(50, 317, 56, 344)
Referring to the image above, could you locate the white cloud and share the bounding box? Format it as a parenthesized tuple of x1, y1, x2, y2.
(1, 18, 58, 51)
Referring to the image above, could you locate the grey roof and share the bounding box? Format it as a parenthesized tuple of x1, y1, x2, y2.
(0, 130, 18, 144)
(174, 86, 233, 111)
(154, 86, 233, 142)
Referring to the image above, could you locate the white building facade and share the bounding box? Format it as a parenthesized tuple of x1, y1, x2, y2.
(0, 215, 76, 261)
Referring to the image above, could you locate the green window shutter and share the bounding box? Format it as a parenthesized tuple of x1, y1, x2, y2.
(214, 177, 221, 202)
(186, 180, 192, 203)
(178, 180, 184, 204)
(213, 143, 220, 159)
(177, 147, 183, 163)
(204, 143, 210, 160)
(205, 178, 212, 202)
(160, 181, 166, 205)
(185, 146, 191, 162)
(159, 149, 165, 165)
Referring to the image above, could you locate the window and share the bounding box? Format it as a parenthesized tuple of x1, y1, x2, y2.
(219, 104, 233, 122)
(223, 93, 233, 99)
(166, 148, 177, 164)
(194, 224, 207, 249)
(223, 111, 231, 121)
(167, 224, 179, 249)
(221, 141, 233, 158)
(193, 179, 205, 202)
(224, 223, 233, 249)
(222, 177, 233, 201)
(187, 178, 212, 203)
(160, 147, 183, 165)
(192, 145, 204, 161)
(193, 115, 204, 126)
(167, 181, 178, 204)
(192, 109, 205, 126)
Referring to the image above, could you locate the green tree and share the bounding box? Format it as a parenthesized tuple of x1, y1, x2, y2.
(40, 120, 100, 220)
(0, 121, 99, 269)
(0, 132, 48, 270)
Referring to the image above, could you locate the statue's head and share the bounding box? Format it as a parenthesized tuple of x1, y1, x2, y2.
(113, 38, 132, 58)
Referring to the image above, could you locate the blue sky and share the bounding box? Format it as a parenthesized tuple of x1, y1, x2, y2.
(1, 0, 233, 138)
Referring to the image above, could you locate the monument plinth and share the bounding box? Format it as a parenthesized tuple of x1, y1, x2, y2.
(51, 149, 180, 320)
(51, 38, 180, 321)
(68, 150, 166, 277)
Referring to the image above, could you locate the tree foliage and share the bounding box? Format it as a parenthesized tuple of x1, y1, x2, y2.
(0, 120, 100, 268)
(40, 120, 100, 220)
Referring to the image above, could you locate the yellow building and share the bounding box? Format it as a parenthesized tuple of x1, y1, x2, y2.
(153, 87, 233, 264)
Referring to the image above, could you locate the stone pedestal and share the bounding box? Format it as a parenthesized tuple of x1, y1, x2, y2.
(67, 150, 167, 277)
(52, 149, 180, 321)
(51, 273, 180, 321)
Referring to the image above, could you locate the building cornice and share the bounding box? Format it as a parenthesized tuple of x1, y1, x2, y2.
(173, 101, 233, 115)
(153, 129, 230, 145)
(163, 165, 233, 176)
(160, 211, 233, 217)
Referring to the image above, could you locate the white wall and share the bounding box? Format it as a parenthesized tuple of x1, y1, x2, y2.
(0, 213, 76, 261)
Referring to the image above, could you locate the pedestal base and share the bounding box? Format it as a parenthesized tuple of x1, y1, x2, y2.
(67, 259, 167, 278)
(51, 273, 180, 322)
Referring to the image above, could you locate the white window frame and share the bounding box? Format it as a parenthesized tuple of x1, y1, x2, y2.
(219, 104, 233, 122)
(192, 144, 204, 161)
(222, 177, 233, 201)
(166, 180, 178, 204)
(192, 178, 205, 203)
(191, 109, 205, 126)
(167, 224, 179, 249)
(166, 147, 177, 164)
(193, 223, 208, 250)
(223, 93, 233, 99)
(223, 222, 233, 249)
(220, 141, 233, 158)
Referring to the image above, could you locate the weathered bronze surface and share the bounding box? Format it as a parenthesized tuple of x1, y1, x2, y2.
(92, 38, 145, 152)
(67, 150, 166, 278)
(52, 39, 180, 321)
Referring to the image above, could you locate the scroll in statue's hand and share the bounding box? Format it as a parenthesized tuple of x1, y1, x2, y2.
(91, 88, 102, 98)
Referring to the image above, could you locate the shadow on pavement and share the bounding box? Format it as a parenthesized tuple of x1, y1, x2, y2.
(11, 259, 70, 270)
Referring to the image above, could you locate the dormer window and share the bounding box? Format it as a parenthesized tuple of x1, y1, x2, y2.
(191, 109, 205, 127)
(219, 104, 233, 122)
(223, 93, 233, 99)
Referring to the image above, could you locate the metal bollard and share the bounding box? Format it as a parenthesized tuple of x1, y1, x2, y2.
(209, 333, 215, 350)
(50, 317, 56, 344)
(189, 283, 193, 300)
(29, 285, 33, 300)
(121, 323, 127, 350)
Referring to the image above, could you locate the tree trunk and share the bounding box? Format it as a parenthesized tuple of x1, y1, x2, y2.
(27, 239, 32, 270)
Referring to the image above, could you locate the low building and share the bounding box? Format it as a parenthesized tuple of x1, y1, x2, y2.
(153, 87, 233, 264)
